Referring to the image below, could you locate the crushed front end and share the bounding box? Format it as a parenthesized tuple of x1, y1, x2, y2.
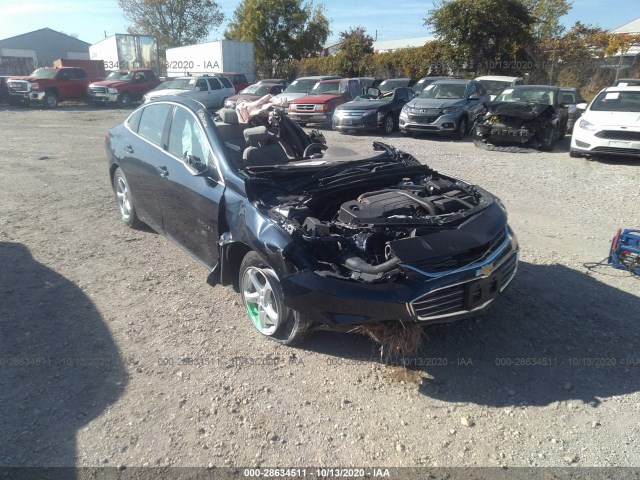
(245, 146, 519, 327)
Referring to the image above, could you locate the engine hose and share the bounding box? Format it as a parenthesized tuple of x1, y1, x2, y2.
(340, 254, 401, 274)
(357, 189, 437, 216)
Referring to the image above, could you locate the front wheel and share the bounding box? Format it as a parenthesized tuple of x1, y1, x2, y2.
(380, 114, 395, 135)
(117, 92, 132, 108)
(43, 91, 58, 108)
(113, 167, 143, 228)
(239, 251, 312, 346)
(455, 117, 468, 140)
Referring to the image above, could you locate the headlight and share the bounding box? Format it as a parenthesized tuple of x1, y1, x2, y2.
(401, 105, 410, 113)
(107, 88, 118, 94)
(29, 82, 39, 90)
(442, 107, 460, 114)
(578, 119, 596, 131)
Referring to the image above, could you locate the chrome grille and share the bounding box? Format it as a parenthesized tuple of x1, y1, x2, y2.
(339, 110, 366, 118)
(89, 86, 107, 94)
(8, 81, 29, 93)
(410, 251, 518, 321)
(294, 104, 316, 111)
(594, 130, 640, 141)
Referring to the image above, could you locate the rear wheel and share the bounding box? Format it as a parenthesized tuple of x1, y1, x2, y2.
(539, 126, 558, 151)
(239, 251, 312, 346)
(380, 114, 395, 135)
(113, 167, 143, 229)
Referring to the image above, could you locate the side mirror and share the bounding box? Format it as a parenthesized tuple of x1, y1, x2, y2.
(558, 103, 568, 109)
(468, 94, 480, 101)
(576, 102, 588, 110)
(367, 87, 381, 97)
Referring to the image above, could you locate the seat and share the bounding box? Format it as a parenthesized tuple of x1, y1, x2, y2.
(215, 108, 247, 153)
(242, 126, 290, 166)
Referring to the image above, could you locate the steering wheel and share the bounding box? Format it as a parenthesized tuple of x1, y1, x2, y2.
(303, 142, 328, 157)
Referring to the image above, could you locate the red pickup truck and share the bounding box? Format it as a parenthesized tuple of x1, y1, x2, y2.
(87, 69, 160, 107)
(7, 67, 92, 108)
(288, 78, 363, 125)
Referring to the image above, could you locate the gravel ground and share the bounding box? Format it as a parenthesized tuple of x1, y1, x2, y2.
(0, 104, 639, 472)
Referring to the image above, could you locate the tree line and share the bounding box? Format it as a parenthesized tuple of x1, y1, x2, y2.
(118, 0, 640, 98)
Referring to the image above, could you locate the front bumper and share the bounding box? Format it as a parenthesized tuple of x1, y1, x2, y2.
(333, 113, 380, 131)
(474, 123, 536, 145)
(570, 126, 640, 157)
(88, 92, 119, 104)
(288, 112, 332, 124)
(399, 111, 460, 134)
(9, 90, 46, 103)
(282, 229, 519, 326)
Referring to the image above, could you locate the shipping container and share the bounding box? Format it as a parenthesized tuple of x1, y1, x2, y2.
(165, 40, 254, 82)
(89, 34, 159, 75)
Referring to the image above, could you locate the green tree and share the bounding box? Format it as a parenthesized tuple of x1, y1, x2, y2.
(118, 0, 224, 52)
(521, 0, 572, 40)
(336, 26, 374, 76)
(425, 0, 535, 74)
(225, 0, 330, 77)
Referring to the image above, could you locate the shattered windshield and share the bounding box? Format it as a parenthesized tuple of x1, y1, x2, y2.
(496, 87, 555, 105)
(419, 83, 467, 99)
(591, 90, 640, 112)
(105, 71, 133, 81)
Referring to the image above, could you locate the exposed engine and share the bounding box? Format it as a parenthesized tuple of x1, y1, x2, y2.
(474, 102, 555, 146)
(268, 174, 485, 282)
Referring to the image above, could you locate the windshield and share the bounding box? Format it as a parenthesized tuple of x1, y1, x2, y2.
(31, 69, 57, 79)
(284, 79, 319, 94)
(591, 90, 640, 112)
(166, 78, 194, 90)
(419, 83, 467, 99)
(105, 71, 133, 81)
(480, 80, 512, 96)
(240, 84, 270, 95)
(310, 81, 341, 95)
(560, 91, 577, 104)
(495, 87, 554, 105)
(379, 79, 408, 91)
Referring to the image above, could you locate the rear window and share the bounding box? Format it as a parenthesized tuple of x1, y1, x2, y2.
(217, 76, 233, 89)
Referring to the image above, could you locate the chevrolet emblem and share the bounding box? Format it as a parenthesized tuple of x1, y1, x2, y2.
(478, 264, 494, 277)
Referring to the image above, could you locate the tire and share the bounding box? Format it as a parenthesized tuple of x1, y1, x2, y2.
(455, 117, 468, 140)
(380, 114, 395, 135)
(43, 91, 58, 108)
(117, 92, 132, 108)
(113, 167, 143, 229)
(539, 126, 558, 151)
(239, 251, 312, 346)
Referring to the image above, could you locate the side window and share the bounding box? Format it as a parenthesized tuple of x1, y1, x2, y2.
(167, 106, 208, 172)
(477, 83, 485, 96)
(400, 88, 410, 101)
(135, 72, 146, 82)
(138, 103, 172, 147)
(74, 69, 87, 79)
(207, 78, 221, 90)
(467, 83, 477, 97)
(59, 70, 71, 80)
(126, 108, 143, 132)
(196, 79, 208, 91)
(147, 71, 156, 81)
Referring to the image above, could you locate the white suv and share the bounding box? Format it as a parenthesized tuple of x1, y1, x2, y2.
(143, 74, 235, 110)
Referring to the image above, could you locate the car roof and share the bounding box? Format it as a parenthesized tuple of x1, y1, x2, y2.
(509, 85, 558, 90)
(602, 86, 640, 92)
(432, 79, 476, 85)
(475, 75, 522, 81)
(297, 75, 341, 80)
(560, 87, 579, 91)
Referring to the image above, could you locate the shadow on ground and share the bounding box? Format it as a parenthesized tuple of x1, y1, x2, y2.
(304, 261, 640, 407)
(0, 242, 128, 467)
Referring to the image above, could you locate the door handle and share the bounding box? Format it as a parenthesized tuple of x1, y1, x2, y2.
(124, 145, 134, 154)
(157, 166, 169, 177)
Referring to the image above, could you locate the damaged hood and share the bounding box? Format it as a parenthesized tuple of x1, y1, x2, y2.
(485, 101, 554, 119)
(291, 93, 342, 104)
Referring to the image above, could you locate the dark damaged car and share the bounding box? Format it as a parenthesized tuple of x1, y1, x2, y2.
(105, 97, 519, 345)
(473, 85, 568, 151)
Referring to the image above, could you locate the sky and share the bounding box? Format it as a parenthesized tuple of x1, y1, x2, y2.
(0, 0, 638, 46)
